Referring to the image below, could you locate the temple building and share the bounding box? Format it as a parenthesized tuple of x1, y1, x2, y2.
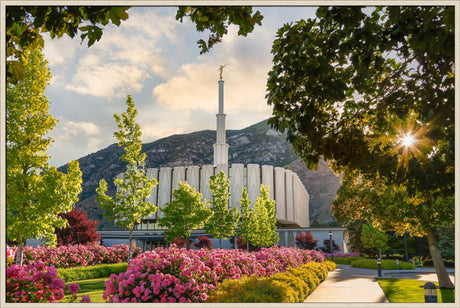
(104, 69, 348, 251)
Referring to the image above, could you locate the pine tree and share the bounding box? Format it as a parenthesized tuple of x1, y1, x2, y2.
(96, 96, 158, 263)
(158, 182, 211, 244)
(6, 46, 82, 265)
(204, 171, 240, 248)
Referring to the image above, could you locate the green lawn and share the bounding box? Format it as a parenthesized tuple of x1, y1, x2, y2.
(377, 278, 455, 303)
(62, 277, 107, 303)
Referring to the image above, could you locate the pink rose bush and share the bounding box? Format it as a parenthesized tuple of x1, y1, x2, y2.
(6, 261, 65, 303)
(103, 245, 325, 303)
(7, 243, 141, 268)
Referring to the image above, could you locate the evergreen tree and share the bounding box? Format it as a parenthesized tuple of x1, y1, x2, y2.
(204, 171, 240, 248)
(96, 96, 158, 263)
(6, 46, 82, 265)
(158, 182, 211, 244)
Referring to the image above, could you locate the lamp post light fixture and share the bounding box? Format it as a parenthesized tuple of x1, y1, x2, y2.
(329, 230, 334, 262)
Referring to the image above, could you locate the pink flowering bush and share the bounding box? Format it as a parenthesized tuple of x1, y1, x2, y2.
(8, 243, 142, 268)
(103, 245, 326, 303)
(6, 262, 65, 303)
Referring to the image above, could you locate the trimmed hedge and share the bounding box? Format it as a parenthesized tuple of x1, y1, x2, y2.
(351, 258, 415, 270)
(206, 261, 336, 303)
(326, 256, 365, 264)
(57, 263, 128, 282)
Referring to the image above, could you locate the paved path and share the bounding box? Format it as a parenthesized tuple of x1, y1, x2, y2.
(304, 264, 455, 303)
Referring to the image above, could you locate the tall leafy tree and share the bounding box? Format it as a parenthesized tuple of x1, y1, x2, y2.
(267, 6, 454, 288)
(158, 182, 211, 244)
(6, 46, 82, 265)
(204, 171, 240, 248)
(96, 96, 158, 263)
(55, 208, 100, 246)
(236, 187, 254, 251)
(247, 185, 279, 248)
(361, 224, 389, 260)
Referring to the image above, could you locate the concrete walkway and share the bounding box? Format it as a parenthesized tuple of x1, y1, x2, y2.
(304, 264, 455, 303)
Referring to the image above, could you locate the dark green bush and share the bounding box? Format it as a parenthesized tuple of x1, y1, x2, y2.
(351, 258, 415, 270)
(326, 256, 365, 264)
(57, 263, 128, 282)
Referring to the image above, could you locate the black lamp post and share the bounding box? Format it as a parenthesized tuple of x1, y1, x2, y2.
(329, 230, 334, 261)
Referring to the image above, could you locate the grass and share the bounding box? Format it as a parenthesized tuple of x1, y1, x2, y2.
(377, 278, 455, 303)
(61, 277, 107, 303)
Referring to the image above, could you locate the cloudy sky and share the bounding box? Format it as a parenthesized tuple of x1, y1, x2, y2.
(39, 6, 319, 167)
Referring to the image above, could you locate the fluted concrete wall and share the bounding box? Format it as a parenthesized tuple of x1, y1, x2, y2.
(126, 164, 310, 227)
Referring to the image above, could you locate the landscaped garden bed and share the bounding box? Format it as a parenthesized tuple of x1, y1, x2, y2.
(6, 243, 337, 303)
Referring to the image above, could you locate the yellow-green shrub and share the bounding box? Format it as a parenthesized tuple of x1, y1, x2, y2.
(323, 260, 337, 271)
(206, 275, 296, 303)
(207, 261, 334, 303)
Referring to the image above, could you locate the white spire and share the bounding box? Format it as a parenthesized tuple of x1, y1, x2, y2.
(213, 68, 229, 166)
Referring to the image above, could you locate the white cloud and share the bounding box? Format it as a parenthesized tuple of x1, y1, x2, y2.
(55, 118, 101, 139)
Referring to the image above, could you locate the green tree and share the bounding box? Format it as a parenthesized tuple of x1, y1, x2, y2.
(267, 6, 454, 288)
(158, 182, 211, 245)
(6, 46, 82, 265)
(96, 96, 158, 263)
(236, 187, 254, 251)
(361, 224, 389, 260)
(204, 171, 240, 249)
(247, 185, 279, 248)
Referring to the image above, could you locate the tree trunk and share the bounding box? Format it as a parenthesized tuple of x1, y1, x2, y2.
(219, 238, 222, 249)
(425, 227, 454, 289)
(15, 239, 24, 266)
(127, 227, 134, 264)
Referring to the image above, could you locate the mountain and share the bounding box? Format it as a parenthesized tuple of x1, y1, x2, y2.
(59, 120, 342, 230)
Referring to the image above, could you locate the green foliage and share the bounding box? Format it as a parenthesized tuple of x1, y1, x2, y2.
(6, 6, 130, 84)
(207, 261, 334, 303)
(96, 96, 157, 262)
(236, 187, 253, 246)
(377, 279, 455, 303)
(325, 256, 364, 265)
(436, 225, 455, 259)
(344, 219, 375, 256)
(204, 172, 240, 248)
(176, 6, 263, 54)
(247, 185, 279, 247)
(361, 224, 389, 253)
(6, 46, 82, 264)
(57, 263, 128, 282)
(267, 6, 454, 287)
(351, 258, 415, 270)
(158, 182, 211, 243)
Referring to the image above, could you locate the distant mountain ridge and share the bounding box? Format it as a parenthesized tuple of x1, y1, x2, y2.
(59, 120, 342, 230)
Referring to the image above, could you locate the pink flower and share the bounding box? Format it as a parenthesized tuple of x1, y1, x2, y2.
(67, 283, 80, 294)
(80, 295, 91, 303)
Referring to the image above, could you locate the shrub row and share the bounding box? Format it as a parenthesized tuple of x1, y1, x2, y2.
(8, 244, 141, 268)
(103, 245, 325, 303)
(57, 263, 128, 283)
(326, 256, 364, 265)
(351, 258, 415, 270)
(206, 261, 336, 303)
